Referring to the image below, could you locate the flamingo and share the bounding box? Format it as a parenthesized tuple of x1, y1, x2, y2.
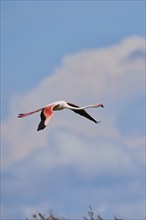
(17, 100, 104, 131)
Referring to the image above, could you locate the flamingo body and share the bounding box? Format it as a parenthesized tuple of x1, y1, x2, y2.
(17, 100, 104, 131)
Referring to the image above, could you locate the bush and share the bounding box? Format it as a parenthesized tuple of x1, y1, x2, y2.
(28, 206, 122, 220)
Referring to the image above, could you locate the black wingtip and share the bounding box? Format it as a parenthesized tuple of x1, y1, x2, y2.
(37, 121, 46, 131)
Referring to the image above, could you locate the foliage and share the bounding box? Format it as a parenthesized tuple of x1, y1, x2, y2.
(84, 206, 122, 220)
(28, 206, 122, 220)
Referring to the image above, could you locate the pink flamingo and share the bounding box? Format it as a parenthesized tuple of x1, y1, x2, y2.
(17, 101, 104, 131)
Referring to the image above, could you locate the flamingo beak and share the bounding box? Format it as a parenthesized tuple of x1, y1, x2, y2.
(96, 103, 104, 108)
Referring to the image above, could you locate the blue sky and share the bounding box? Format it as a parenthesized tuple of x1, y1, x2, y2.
(1, 1, 145, 219)
(1, 1, 145, 117)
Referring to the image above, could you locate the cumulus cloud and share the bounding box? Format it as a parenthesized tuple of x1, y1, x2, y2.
(1, 36, 145, 219)
(2, 36, 145, 171)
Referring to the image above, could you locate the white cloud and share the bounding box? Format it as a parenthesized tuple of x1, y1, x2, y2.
(1, 35, 145, 220)
(1, 35, 145, 174)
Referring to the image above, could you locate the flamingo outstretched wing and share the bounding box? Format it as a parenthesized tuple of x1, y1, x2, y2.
(67, 103, 99, 123)
(37, 105, 54, 131)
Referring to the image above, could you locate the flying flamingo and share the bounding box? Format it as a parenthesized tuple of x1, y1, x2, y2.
(17, 101, 104, 131)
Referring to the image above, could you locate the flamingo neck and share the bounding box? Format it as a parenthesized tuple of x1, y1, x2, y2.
(67, 104, 94, 110)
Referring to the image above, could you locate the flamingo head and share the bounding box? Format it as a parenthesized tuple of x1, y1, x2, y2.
(93, 103, 104, 108)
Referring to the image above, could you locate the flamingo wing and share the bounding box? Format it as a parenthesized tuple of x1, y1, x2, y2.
(67, 103, 98, 123)
(37, 105, 54, 131)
